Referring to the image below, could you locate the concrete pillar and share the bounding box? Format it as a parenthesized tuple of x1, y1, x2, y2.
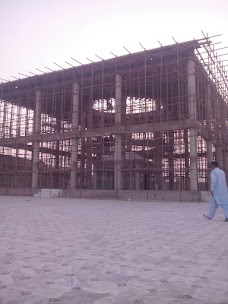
(32, 90, 42, 189)
(53, 118, 61, 188)
(168, 130, 174, 190)
(212, 92, 223, 167)
(70, 82, 79, 189)
(205, 84, 213, 190)
(187, 59, 198, 191)
(205, 85, 213, 133)
(135, 163, 140, 190)
(207, 141, 213, 190)
(222, 100, 228, 180)
(154, 99, 163, 190)
(224, 152, 228, 182)
(220, 100, 227, 170)
(93, 172, 98, 189)
(205, 84, 213, 165)
(214, 99, 222, 166)
(86, 98, 93, 189)
(184, 129, 190, 190)
(154, 132, 163, 190)
(215, 146, 222, 166)
(114, 75, 122, 191)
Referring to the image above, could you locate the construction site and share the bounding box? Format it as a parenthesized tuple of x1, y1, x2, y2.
(0, 34, 227, 201)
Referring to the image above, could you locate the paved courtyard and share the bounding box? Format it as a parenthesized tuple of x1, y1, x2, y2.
(0, 196, 227, 304)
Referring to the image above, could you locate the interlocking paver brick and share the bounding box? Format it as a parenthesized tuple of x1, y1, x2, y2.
(0, 196, 227, 304)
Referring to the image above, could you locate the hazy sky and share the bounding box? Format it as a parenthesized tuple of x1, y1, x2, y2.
(1, 0, 228, 80)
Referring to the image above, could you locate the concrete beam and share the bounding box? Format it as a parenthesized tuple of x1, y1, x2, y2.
(0, 119, 195, 147)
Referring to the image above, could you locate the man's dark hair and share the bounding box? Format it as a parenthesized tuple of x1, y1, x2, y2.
(211, 160, 219, 167)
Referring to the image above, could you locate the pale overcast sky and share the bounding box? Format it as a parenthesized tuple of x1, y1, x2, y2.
(1, 0, 228, 80)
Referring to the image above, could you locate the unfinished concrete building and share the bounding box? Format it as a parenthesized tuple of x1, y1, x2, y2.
(0, 36, 227, 200)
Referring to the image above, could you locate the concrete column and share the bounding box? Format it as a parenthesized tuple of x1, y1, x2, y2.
(70, 82, 80, 189)
(222, 100, 228, 180)
(207, 141, 213, 190)
(205, 84, 213, 165)
(184, 129, 190, 190)
(86, 98, 93, 189)
(215, 146, 222, 165)
(205, 85, 213, 133)
(93, 172, 98, 189)
(154, 132, 163, 190)
(168, 130, 174, 190)
(154, 99, 163, 190)
(114, 75, 122, 191)
(214, 100, 222, 165)
(207, 141, 213, 163)
(224, 152, 228, 182)
(220, 100, 227, 170)
(53, 118, 61, 188)
(187, 59, 198, 191)
(32, 90, 42, 189)
(205, 84, 213, 190)
(135, 163, 140, 190)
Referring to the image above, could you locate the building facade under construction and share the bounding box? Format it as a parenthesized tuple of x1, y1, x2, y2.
(0, 35, 227, 201)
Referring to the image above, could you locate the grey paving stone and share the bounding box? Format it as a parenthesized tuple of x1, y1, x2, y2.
(0, 196, 227, 303)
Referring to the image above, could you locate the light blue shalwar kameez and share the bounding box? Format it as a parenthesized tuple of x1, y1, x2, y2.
(208, 167, 228, 219)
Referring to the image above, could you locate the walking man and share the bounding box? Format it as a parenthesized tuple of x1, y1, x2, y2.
(204, 161, 228, 222)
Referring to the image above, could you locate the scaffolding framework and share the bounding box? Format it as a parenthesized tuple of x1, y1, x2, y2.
(0, 36, 227, 200)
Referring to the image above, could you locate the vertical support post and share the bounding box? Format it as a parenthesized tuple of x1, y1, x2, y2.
(70, 82, 80, 189)
(93, 171, 98, 189)
(86, 97, 93, 189)
(205, 84, 213, 190)
(220, 100, 226, 168)
(32, 90, 41, 189)
(187, 59, 198, 191)
(135, 163, 140, 190)
(221, 100, 228, 180)
(215, 145, 222, 165)
(154, 132, 163, 190)
(114, 75, 122, 191)
(54, 118, 61, 188)
(184, 129, 190, 190)
(213, 93, 222, 166)
(207, 141, 213, 190)
(154, 99, 163, 190)
(168, 130, 174, 190)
